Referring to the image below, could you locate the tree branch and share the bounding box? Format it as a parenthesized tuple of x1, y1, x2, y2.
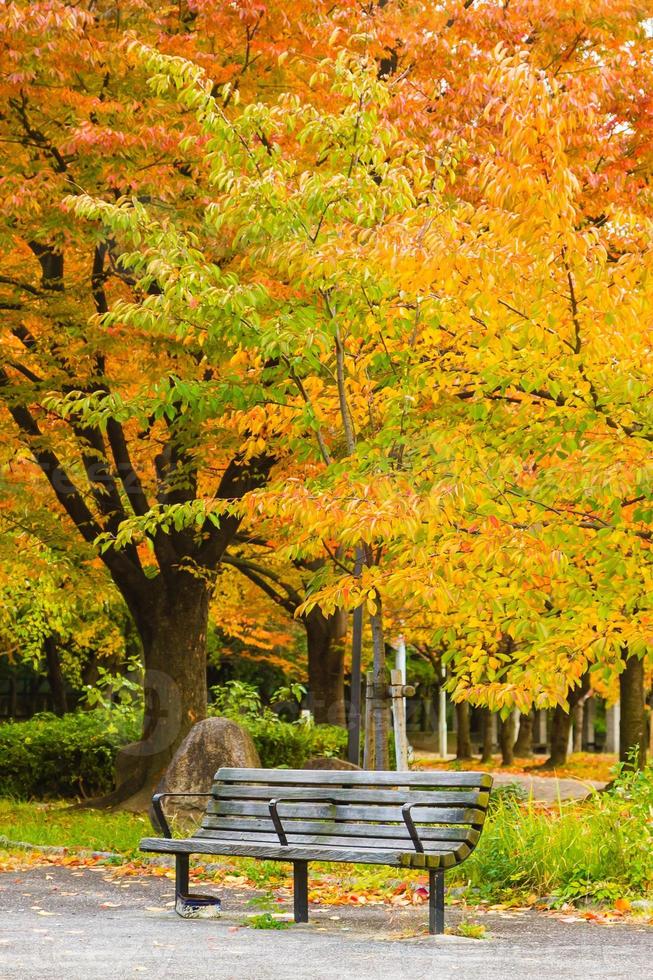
(222, 555, 300, 614)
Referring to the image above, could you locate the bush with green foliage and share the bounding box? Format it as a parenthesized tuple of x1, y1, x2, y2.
(0, 680, 349, 800)
(208, 680, 348, 768)
(0, 709, 139, 800)
(452, 762, 653, 905)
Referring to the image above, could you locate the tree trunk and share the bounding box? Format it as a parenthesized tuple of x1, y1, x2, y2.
(547, 706, 571, 767)
(619, 650, 646, 770)
(110, 574, 210, 809)
(499, 712, 515, 766)
(304, 607, 346, 726)
(544, 674, 590, 768)
(455, 701, 473, 759)
(572, 698, 585, 754)
(480, 708, 494, 763)
(513, 711, 533, 757)
(43, 635, 68, 716)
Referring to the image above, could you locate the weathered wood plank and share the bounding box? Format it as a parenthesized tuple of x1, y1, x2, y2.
(193, 828, 463, 854)
(215, 768, 492, 789)
(199, 817, 480, 845)
(205, 799, 486, 825)
(424, 851, 457, 870)
(213, 785, 488, 808)
(139, 836, 425, 867)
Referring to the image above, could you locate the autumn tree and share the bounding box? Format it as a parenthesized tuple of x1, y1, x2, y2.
(0, 517, 128, 715)
(0, 4, 287, 800)
(343, 0, 653, 766)
(1, 0, 389, 792)
(3, 0, 653, 786)
(0, 0, 420, 790)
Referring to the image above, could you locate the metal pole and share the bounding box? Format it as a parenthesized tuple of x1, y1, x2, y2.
(393, 637, 409, 769)
(395, 635, 406, 681)
(391, 668, 409, 770)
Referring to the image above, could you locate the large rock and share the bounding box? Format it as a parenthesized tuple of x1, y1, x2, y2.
(150, 717, 260, 830)
(303, 757, 361, 770)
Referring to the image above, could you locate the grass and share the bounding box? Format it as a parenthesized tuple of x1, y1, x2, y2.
(453, 922, 488, 939)
(1, 764, 651, 912)
(447, 795, 647, 905)
(248, 912, 291, 929)
(0, 799, 147, 855)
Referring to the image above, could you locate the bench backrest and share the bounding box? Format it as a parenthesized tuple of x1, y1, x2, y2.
(195, 768, 492, 853)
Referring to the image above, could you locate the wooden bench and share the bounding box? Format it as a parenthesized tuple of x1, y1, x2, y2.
(141, 767, 492, 934)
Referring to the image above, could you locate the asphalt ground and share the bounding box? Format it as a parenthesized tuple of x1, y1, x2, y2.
(0, 866, 650, 979)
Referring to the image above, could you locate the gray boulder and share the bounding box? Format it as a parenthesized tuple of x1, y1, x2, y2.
(151, 717, 260, 830)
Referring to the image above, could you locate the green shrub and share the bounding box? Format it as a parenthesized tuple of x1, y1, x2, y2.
(208, 680, 348, 768)
(450, 763, 653, 905)
(238, 716, 347, 768)
(0, 709, 139, 800)
(488, 781, 528, 812)
(0, 681, 350, 800)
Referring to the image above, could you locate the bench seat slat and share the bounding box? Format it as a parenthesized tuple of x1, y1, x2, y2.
(214, 785, 488, 807)
(139, 836, 458, 869)
(199, 817, 480, 845)
(205, 800, 486, 826)
(217, 768, 492, 789)
(194, 828, 472, 857)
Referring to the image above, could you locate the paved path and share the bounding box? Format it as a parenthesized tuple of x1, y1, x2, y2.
(0, 867, 649, 979)
(414, 755, 606, 801)
(490, 771, 606, 801)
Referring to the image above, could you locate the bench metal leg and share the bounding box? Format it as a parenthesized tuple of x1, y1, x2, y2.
(429, 869, 445, 935)
(176, 853, 189, 901)
(174, 853, 221, 918)
(293, 860, 309, 923)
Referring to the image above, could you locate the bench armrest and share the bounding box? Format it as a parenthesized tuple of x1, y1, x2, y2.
(268, 797, 336, 846)
(401, 801, 437, 854)
(151, 792, 215, 839)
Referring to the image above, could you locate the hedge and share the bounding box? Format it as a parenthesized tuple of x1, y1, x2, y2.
(0, 709, 349, 800)
(0, 710, 140, 800)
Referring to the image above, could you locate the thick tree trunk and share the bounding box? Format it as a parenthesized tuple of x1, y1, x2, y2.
(619, 650, 646, 770)
(547, 706, 571, 767)
(109, 574, 210, 809)
(544, 674, 590, 768)
(499, 712, 515, 766)
(304, 607, 346, 726)
(513, 711, 533, 757)
(43, 635, 68, 716)
(480, 708, 494, 763)
(455, 701, 473, 759)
